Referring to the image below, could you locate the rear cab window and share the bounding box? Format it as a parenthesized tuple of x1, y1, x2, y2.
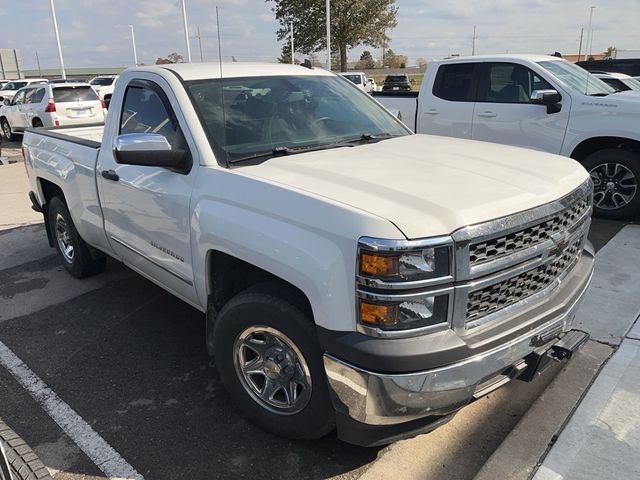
(433, 63, 476, 101)
(52, 86, 99, 103)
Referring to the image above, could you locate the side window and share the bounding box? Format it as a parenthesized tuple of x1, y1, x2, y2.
(12, 90, 26, 105)
(119, 83, 185, 149)
(433, 63, 476, 101)
(25, 88, 45, 104)
(484, 63, 554, 103)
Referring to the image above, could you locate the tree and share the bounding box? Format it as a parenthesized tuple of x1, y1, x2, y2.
(358, 50, 375, 69)
(155, 52, 184, 64)
(383, 48, 406, 68)
(416, 57, 427, 71)
(605, 46, 618, 59)
(278, 43, 300, 64)
(267, 0, 398, 71)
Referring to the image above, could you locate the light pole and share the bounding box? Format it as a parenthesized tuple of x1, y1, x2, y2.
(49, 0, 66, 79)
(181, 0, 192, 62)
(585, 6, 596, 61)
(128, 25, 138, 66)
(325, 0, 331, 70)
(290, 22, 295, 64)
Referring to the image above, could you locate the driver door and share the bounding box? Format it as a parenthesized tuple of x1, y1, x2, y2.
(471, 62, 570, 154)
(6, 90, 27, 129)
(97, 78, 199, 305)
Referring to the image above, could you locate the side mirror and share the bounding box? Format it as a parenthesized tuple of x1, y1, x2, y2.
(530, 89, 562, 113)
(113, 133, 190, 171)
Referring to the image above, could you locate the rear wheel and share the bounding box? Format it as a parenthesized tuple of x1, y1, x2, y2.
(583, 148, 640, 219)
(32, 118, 43, 128)
(1, 118, 15, 141)
(1, 420, 53, 480)
(48, 196, 106, 278)
(213, 285, 335, 440)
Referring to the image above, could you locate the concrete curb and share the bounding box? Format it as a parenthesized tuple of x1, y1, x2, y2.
(474, 340, 614, 480)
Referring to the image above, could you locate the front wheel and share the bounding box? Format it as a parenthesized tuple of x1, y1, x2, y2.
(1, 420, 53, 480)
(1, 118, 15, 142)
(583, 148, 640, 219)
(213, 285, 335, 440)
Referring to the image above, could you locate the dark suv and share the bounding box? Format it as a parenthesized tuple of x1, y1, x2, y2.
(382, 74, 412, 92)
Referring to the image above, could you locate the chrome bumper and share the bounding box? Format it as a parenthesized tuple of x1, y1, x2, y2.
(324, 247, 594, 427)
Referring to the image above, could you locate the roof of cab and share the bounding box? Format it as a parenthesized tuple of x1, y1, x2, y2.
(131, 62, 334, 81)
(433, 54, 564, 64)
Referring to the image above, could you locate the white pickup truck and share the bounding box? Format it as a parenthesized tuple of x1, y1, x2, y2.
(23, 62, 594, 446)
(375, 54, 640, 219)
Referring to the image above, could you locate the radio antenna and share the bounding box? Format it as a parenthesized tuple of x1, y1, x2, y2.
(216, 6, 229, 166)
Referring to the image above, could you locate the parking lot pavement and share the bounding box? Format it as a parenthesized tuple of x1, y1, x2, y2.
(0, 146, 635, 479)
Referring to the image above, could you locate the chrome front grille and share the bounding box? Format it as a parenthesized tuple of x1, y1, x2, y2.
(469, 196, 590, 267)
(466, 235, 584, 323)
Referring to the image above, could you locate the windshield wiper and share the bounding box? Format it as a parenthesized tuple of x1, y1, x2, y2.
(229, 142, 355, 164)
(341, 133, 400, 145)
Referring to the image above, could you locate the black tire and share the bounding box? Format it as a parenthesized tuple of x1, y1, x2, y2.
(32, 118, 43, 128)
(104, 95, 111, 109)
(583, 148, 640, 219)
(0, 420, 53, 480)
(1, 118, 15, 142)
(213, 284, 335, 440)
(48, 196, 106, 278)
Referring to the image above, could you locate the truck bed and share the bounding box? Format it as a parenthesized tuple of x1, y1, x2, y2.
(372, 92, 418, 132)
(26, 123, 104, 148)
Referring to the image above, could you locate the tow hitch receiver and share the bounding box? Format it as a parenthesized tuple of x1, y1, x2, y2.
(518, 330, 590, 382)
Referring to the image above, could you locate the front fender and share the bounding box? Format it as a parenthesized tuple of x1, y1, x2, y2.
(190, 167, 403, 331)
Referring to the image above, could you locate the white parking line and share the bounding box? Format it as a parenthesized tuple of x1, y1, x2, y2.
(0, 340, 144, 480)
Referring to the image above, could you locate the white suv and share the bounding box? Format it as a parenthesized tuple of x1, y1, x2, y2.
(0, 83, 105, 141)
(0, 79, 48, 102)
(89, 75, 119, 108)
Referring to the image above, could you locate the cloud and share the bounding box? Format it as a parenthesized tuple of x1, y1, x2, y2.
(134, 0, 180, 28)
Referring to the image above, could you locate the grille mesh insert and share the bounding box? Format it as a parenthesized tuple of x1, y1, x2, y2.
(466, 236, 583, 323)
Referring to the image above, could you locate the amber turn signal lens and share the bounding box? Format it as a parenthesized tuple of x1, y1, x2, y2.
(360, 253, 399, 277)
(360, 301, 398, 327)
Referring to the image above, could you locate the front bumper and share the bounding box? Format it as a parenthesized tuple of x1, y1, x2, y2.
(324, 247, 594, 444)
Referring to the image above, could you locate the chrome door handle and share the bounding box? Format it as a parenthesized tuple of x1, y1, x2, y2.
(477, 111, 497, 118)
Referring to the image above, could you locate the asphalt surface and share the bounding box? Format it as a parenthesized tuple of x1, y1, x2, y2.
(0, 143, 637, 480)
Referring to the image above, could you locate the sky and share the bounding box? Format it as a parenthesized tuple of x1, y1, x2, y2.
(1, 0, 639, 71)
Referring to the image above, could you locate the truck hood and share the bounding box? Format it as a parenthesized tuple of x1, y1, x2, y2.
(243, 135, 589, 239)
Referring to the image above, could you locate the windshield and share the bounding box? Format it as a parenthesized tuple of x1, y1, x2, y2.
(342, 74, 363, 84)
(1, 81, 26, 91)
(385, 75, 408, 83)
(622, 77, 640, 91)
(186, 75, 409, 163)
(538, 60, 615, 95)
(90, 77, 115, 86)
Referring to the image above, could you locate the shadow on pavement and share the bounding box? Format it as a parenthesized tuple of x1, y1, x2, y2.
(0, 263, 379, 479)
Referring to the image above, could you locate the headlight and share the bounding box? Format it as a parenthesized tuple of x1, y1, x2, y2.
(356, 237, 454, 336)
(358, 240, 452, 284)
(358, 293, 450, 331)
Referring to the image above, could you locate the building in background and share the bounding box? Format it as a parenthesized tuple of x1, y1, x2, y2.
(0, 49, 23, 79)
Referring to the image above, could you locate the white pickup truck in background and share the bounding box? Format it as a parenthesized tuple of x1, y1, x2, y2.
(23, 62, 593, 446)
(375, 54, 640, 219)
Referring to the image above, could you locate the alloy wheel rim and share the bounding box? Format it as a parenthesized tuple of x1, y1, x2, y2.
(589, 162, 638, 210)
(2, 122, 9, 138)
(55, 213, 74, 263)
(233, 326, 312, 415)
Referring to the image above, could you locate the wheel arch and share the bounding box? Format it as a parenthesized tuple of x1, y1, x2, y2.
(204, 249, 314, 356)
(570, 136, 640, 162)
(38, 177, 65, 247)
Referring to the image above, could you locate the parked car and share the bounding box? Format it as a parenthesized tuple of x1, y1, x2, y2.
(48, 78, 87, 84)
(0, 80, 10, 89)
(375, 54, 640, 219)
(339, 72, 375, 93)
(382, 73, 412, 91)
(89, 75, 119, 107)
(1, 83, 105, 140)
(1, 419, 53, 480)
(23, 62, 593, 447)
(592, 71, 640, 92)
(0, 79, 48, 102)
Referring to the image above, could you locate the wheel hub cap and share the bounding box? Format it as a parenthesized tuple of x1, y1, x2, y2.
(233, 326, 312, 415)
(589, 162, 637, 210)
(54, 213, 74, 263)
